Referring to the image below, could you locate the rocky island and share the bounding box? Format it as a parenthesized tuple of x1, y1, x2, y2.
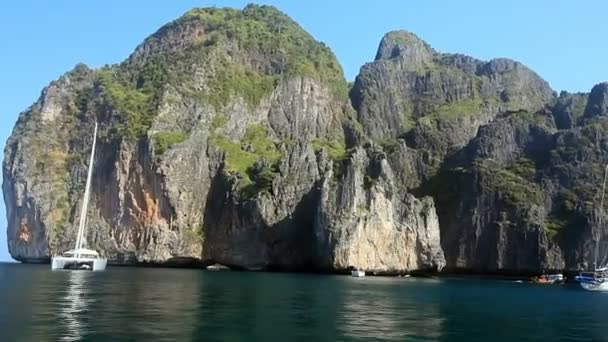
(4, 4, 608, 275)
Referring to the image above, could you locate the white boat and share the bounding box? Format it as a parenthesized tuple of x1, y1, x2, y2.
(581, 282, 608, 291)
(351, 270, 365, 277)
(206, 263, 230, 271)
(52, 122, 107, 271)
(52, 248, 107, 271)
(577, 270, 608, 291)
(577, 165, 608, 290)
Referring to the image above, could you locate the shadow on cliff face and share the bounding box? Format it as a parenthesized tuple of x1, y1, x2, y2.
(558, 214, 593, 269)
(94, 130, 120, 227)
(412, 130, 596, 274)
(264, 187, 320, 272)
(200, 169, 233, 264)
(201, 168, 321, 272)
(415, 157, 556, 273)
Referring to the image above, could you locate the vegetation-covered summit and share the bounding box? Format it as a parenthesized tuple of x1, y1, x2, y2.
(84, 4, 347, 141)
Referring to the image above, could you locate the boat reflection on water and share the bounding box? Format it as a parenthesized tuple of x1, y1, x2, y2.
(59, 271, 92, 342)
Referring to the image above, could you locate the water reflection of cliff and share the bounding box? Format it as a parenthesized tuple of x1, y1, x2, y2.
(337, 277, 444, 340)
(189, 272, 344, 340)
(187, 273, 446, 340)
(1, 264, 61, 342)
(10, 267, 608, 341)
(95, 268, 202, 340)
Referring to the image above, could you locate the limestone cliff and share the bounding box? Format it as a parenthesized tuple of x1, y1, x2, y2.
(348, 29, 608, 273)
(314, 147, 444, 272)
(6, 4, 608, 274)
(3, 5, 444, 273)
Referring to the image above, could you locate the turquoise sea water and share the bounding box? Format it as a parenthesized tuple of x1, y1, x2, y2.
(1, 263, 607, 341)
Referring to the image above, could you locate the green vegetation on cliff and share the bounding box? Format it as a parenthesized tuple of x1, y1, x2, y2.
(26, 118, 79, 245)
(181, 5, 347, 100)
(88, 4, 347, 142)
(312, 138, 346, 162)
(153, 131, 188, 155)
(544, 190, 579, 237)
(96, 67, 159, 140)
(473, 158, 544, 208)
(418, 98, 484, 128)
(210, 123, 281, 196)
(204, 61, 278, 109)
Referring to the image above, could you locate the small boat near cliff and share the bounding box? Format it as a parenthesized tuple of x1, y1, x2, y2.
(206, 263, 230, 271)
(531, 274, 564, 284)
(351, 270, 365, 277)
(576, 270, 608, 291)
(51, 122, 107, 271)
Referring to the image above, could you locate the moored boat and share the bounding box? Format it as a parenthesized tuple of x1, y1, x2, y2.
(52, 248, 107, 271)
(351, 270, 365, 277)
(206, 263, 230, 271)
(51, 122, 106, 271)
(576, 270, 608, 291)
(531, 273, 564, 284)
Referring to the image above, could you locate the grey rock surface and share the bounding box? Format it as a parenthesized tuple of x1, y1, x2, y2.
(3, 5, 445, 273)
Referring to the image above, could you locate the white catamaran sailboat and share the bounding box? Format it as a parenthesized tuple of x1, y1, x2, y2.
(51, 122, 107, 271)
(576, 165, 608, 291)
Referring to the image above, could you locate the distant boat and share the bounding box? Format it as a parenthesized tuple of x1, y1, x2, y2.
(576, 165, 608, 291)
(51, 122, 107, 271)
(206, 263, 230, 271)
(576, 269, 608, 291)
(531, 274, 564, 284)
(351, 270, 365, 277)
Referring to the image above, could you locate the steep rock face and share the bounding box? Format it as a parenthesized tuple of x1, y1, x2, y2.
(350, 31, 554, 189)
(584, 83, 608, 118)
(433, 112, 563, 271)
(349, 30, 608, 273)
(374, 31, 434, 68)
(351, 31, 553, 142)
(4, 65, 96, 262)
(4, 5, 444, 272)
(552, 91, 588, 129)
(433, 106, 608, 272)
(314, 147, 445, 273)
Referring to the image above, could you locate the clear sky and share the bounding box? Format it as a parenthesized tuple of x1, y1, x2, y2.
(0, 0, 607, 261)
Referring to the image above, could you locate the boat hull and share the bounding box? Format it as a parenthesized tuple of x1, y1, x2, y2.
(51, 256, 107, 271)
(580, 281, 608, 291)
(351, 270, 366, 277)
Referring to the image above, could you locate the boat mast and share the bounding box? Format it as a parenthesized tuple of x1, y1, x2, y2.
(594, 164, 608, 270)
(74, 121, 98, 258)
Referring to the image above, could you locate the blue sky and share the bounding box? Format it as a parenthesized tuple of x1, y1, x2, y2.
(0, 1, 607, 261)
